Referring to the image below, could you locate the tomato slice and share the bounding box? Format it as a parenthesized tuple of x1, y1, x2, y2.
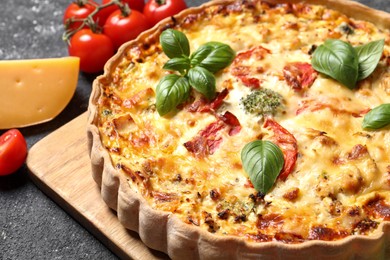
(283, 62, 317, 91)
(263, 118, 298, 181)
(0, 129, 28, 176)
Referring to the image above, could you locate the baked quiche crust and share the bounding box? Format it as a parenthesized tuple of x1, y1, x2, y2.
(88, 0, 390, 258)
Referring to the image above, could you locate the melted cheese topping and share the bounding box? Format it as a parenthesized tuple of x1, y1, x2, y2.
(97, 1, 390, 243)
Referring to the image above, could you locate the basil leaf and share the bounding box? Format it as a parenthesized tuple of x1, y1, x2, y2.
(190, 44, 214, 66)
(188, 67, 216, 100)
(163, 57, 190, 74)
(311, 39, 359, 89)
(355, 39, 385, 80)
(160, 29, 190, 59)
(362, 103, 390, 130)
(190, 42, 235, 73)
(241, 140, 284, 194)
(156, 74, 190, 116)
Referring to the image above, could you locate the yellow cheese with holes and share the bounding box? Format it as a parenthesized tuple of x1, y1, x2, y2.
(0, 57, 79, 129)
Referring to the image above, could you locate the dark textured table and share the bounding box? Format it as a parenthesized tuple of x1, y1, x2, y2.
(0, 0, 388, 259)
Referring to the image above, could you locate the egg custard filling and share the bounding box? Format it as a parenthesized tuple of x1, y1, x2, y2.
(93, 0, 390, 243)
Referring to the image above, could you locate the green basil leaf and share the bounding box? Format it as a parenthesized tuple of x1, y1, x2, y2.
(156, 74, 190, 116)
(190, 42, 235, 73)
(311, 39, 359, 89)
(355, 39, 385, 80)
(190, 44, 213, 66)
(362, 103, 390, 130)
(188, 67, 216, 100)
(241, 140, 284, 194)
(163, 57, 191, 74)
(160, 29, 190, 59)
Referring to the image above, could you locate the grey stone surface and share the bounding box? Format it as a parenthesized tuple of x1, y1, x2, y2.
(0, 0, 388, 259)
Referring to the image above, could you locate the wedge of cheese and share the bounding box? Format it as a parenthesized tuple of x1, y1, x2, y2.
(0, 57, 79, 129)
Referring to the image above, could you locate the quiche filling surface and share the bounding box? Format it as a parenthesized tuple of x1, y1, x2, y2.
(97, 0, 390, 243)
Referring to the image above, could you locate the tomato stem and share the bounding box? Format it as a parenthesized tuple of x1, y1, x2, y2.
(117, 1, 132, 17)
(155, 0, 167, 5)
(63, 0, 120, 43)
(74, 0, 91, 7)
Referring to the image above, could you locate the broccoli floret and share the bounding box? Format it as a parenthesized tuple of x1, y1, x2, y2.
(240, 88, 282, 116)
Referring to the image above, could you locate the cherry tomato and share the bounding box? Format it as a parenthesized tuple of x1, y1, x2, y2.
(143, 0, 187, 26)
(101, 0, 145, 14)
(63, 0, 98, 31)
(0, 129, 28, 176)
(104, 9, 150, 49)
(68, 29, 114, 73)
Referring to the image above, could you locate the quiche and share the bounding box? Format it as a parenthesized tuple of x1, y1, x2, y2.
(87, 0, 390, 258)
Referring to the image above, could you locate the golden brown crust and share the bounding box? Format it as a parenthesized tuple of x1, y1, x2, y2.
(87, 0, 390, 258)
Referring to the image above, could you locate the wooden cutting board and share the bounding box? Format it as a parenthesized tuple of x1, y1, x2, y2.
(26, 112, 169, 260)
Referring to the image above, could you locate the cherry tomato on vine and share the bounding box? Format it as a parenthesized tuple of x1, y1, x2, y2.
(101, 0, 145, 14)
(63, 0, 99, 31)
(0, 129, 27, 176)
(143, 0, 187, 26)
(104, 9, 150, 49)
(97, 0, 145, 26)
(68, 29, 114, 73)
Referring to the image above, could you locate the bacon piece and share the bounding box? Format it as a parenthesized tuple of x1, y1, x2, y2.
(152, 191, 178, 203)
(187, 88, 229, 113)
(256, 213, 284, 230)
(112, 114, 135, 133)
(283, 62, 318, 91)
(184, 120, 225, 157)
(130, 131, 153, 148)
(238, 76, 261, 88)
(235, 45, 271, 61)
(263, 118, 298, 181)
(218, 111, 242, 136)
(184, 111, 241, 157)
(122, 88, 154, 109)
(208, 88, 229, 111)
(231, 66, 262, 88)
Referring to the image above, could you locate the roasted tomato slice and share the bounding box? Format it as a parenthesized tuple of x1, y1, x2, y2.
(264, 118, 298, 181)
